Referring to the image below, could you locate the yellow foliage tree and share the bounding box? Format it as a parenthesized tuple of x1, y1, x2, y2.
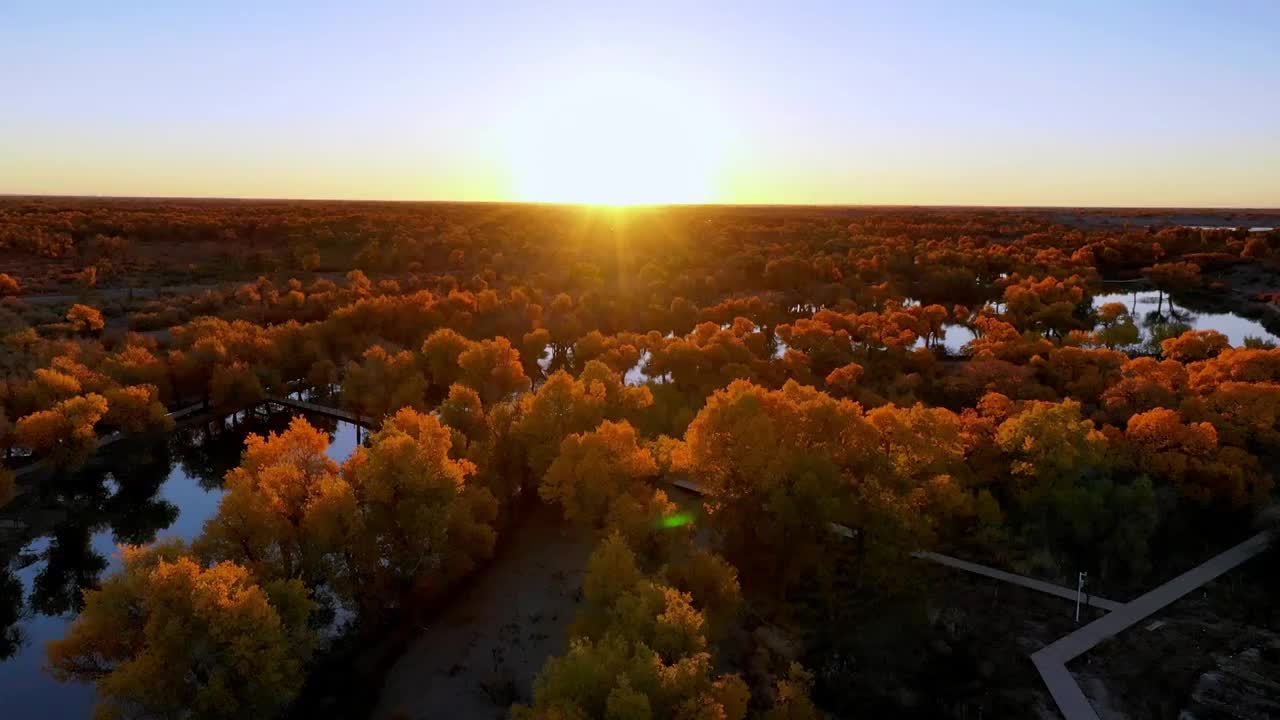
(515, 362, 653, 477)
(15, 392, 109, 464)
(197, 417, 354, 587)
(458, 336, 531, 403)
(995, 399, 1107, 508)
(47, 542, 314, 720)
(341, 407, 490, 610)
(540, 420, 657, 527)
(103, 384, 173, 434)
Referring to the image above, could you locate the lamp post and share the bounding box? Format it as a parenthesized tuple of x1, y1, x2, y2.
(1075, 571, 1088, 623)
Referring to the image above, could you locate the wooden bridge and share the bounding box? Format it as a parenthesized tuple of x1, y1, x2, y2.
(264, 395, 367, 425)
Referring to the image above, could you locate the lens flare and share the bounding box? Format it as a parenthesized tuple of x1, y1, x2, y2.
(659, 512, 694, 529)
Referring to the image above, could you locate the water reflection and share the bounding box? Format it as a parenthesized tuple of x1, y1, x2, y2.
(1093, 287, 1280, 348)
(0, 568, 22, 662)
(912, 324, 977, 355)
(0, 407, 361, 719)
(29, 523, 107, 618)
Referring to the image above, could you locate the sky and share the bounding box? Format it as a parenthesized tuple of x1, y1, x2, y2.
(2, 1, 1278, 207)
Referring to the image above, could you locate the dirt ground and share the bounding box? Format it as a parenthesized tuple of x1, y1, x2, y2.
(373, 504, 594, 720)
(1071, 553, 1279, 720)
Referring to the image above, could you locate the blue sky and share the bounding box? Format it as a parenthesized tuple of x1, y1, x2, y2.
(2, 1, 1277, 205)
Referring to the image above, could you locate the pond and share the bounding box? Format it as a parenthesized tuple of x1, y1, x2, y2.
(0, 408, 361, 719)
(1182, 225, 1274, 232)
(1092, 286, 1280, 349)
(913, 324, 978, 355)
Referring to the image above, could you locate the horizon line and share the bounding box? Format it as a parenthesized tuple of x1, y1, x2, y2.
(1, 192, 1278, 213)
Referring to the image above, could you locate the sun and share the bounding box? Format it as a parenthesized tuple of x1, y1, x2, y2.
(503, 69, 727, 205)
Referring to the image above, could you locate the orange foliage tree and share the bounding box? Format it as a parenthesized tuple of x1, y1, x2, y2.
(66, 303, 105, 334)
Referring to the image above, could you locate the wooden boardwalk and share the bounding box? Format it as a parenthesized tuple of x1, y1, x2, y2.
(1031, 530, 1272, 720)
(12, 397, 361, 484)
(264, 395, 368, 425)
(12, 400, 209, 480)
(912, 550, 1123, 611)
(671, 474, 1274, 719)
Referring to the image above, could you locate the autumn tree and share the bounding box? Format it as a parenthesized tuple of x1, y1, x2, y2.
(824, 362, 864, 397)
(1031, 346, 1126, 407)
(101, 344, 171, 401)
(995, 399, 1107, 510)
(340, 407, 494, 611)
(522, 328, 552, 377)
(516, 534, 754, 720)
(170, 336, 228, 406)
(210, 361, 266, 411)
(1093, 302, 1140, 349)
(1242, 236, 1269, 259)
(305, 357, 340, 395)
(990, 393, 1164, 577)
(341, 345, 428, 422)
(421, 327, 472, 389)
(102, 384, 173, 435)
(649, 319, 769, 397)
(540, 420, 658, 527)
(47, 542, 314, 720)
(966, 315, 1053, 364)
(677, 380, 932, 595)
(764, 664, 821, 720)
(1126, 407, 1272, 507)
(663, 546, 743, 636)
(1142, 261, 1201, 292)
(66, 303, 105, 335)
(1099, 357, 1190, 425)
(604, 488, 694, 567)
(1185, 381, 1280, 451)
(515, 633, 749, 720)
(15, 393, 109, 464)
(457, 336, 531, 403)
(1002, 275, 1088, 338)
(0, 273, 20, 295)
(515, 361, 653, 477)
(438, 382, 488, 448)
(29, 366, 84, 409)
(1186, 347, 1280, 391)
(1162, 329, 1230, 363)
(196, 417, 352, 588)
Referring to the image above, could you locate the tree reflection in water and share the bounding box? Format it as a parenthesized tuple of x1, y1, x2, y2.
(30, 522, 106, 617)
(105, 440, 180, 546)
(176, 410, 340, 490)
(19, 437, 178, 617)
(0, 568, 22, 661)
(0, 405, 354, 701)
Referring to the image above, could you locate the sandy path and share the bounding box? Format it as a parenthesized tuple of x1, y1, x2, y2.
(374, 504, 593, 719)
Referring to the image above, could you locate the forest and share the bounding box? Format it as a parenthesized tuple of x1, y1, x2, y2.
(1, 198, 1279, 719)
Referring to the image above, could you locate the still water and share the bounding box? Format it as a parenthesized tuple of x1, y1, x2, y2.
(1092, 287, 1280, 348)
(0, 409, 360, 719)
(901, 286, 1278, 356)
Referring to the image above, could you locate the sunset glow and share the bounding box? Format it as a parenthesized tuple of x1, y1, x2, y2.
(503, 69, 729, 205)
(5, 3, 1280, 718)
(2, 3, 1278, 206)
